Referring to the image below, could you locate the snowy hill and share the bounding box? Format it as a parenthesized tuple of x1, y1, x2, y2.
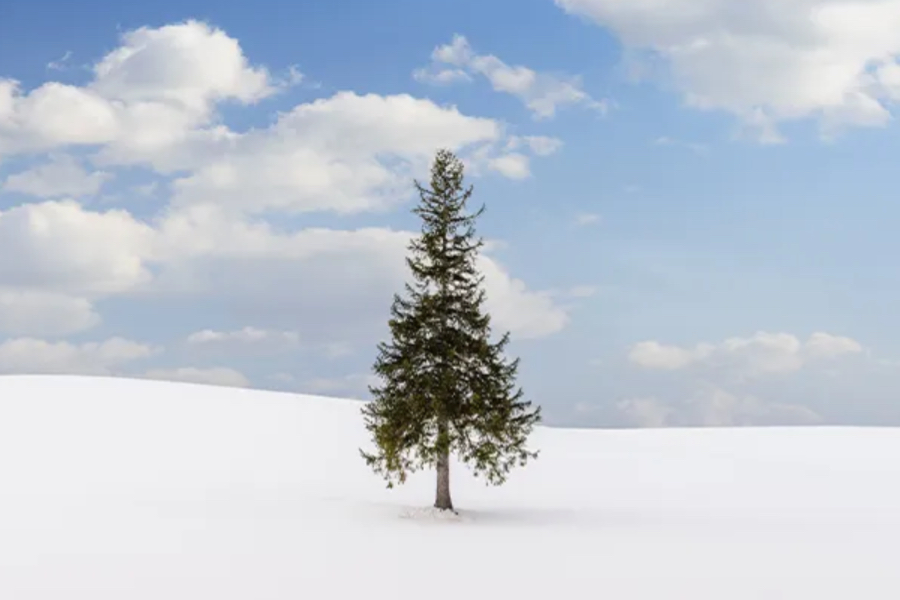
(1, 375, 898, 599)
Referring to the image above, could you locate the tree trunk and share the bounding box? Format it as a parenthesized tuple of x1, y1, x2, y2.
(435, 420, 453, 511)
(435, 449, 453, 511)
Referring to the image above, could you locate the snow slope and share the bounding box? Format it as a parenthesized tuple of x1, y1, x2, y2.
(0, 375, 899, 599)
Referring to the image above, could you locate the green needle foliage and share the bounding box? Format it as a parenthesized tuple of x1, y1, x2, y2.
(360, 148, 541, 511)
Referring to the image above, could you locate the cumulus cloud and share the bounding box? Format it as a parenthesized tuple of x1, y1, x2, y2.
(483, 135, 564, 179)
(163, 225, 568, 342)
(0, 20, 275, 158)
(555, 0, 900, 139)
(0, 337, 157, 375)
(0, 201, 395, 343)
(416, 34, 608, 119)
(1, 155, 112, 198)
(143, 366, 249, 387)
(146, 211, 414, 344)
(90, 21, 273, 107)
(629, 340, 705, 370)
(804, 331, 864, 359)
(0, 290, 100, 336)
(478, 256, 569, 339)
(168, 92, 504, 214)
(628, 331, 863, 377)
(0, 200, 155, 295)
(0, 198, 567, 344)
(148, 205, 569, 341)
(488, 153, 531, 179)
(0, 199, 149, 337)
(0, 80, 118, 153)
(610, 330, 867, 428)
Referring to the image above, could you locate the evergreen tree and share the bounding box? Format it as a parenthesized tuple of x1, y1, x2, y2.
(360, 148, 541, 512)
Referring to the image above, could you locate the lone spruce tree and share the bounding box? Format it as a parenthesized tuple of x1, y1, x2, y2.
(360, 149, 541, 512)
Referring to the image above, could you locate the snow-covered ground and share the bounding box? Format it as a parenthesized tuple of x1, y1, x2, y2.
(1, 375, 898, 598)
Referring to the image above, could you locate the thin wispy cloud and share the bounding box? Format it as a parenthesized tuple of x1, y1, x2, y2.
(415, 34, 608, 119)
(46, 50, 72, 71)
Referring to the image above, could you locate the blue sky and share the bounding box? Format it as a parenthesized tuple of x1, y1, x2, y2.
(1, 0, 899, 427)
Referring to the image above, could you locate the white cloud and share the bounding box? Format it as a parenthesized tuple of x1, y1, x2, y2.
(0, 80, 119, 152)
(187, 326, 299, 345)
(689, 387, 823, 427)
(2, 155, 112, 198)
(555, 0, 900, 139)
(46, 51, 73, 72)
(488, 153, 531, 179)
(468, 135, 563, 180)
(0, 20, 274, 158)
(0, 22, 557, 218)
(143, 366, 249, 387)
(500, 135, 563, 171)
(0, 290, 100, 336)
(478, 256, 569, 339)
(628, 331, 863, 377)
(715, 332, 806, 375)
(805, 331, 864, 359)
(617, 386, 823, 428)
(0, 337, 157, 375)
(519, 135, 564, 156)
(168, 92, 504, 214)
(616, 331, 868, 427)
(152, 217, 570, 341)
(417, 34, 608, 119)
(0, 200, 377, 343)
(90, 21, 273, 108)
(0, 200, 154, 295)
(0, 199, 569, 344)
(629, 339, 707, 370)
(149, 205, 570, 342)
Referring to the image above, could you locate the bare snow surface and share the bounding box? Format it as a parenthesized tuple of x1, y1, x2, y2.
(1, 375, 899, 598)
